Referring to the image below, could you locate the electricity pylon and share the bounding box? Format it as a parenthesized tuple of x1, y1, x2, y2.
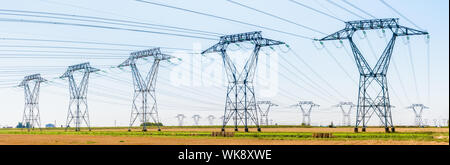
(175, 114, 186, 126)
(407, 104, 429, 127)
(334, 102, 355, 126)
(19, 74, 46, 131)
(292, 101, 319, 126)
(202, 31, 284, 132)
(60, 62, 99, 131)
(442, 119, 449, 127)
(257, 101, 278, 126)
(207, 115, 216, 125)
(433, 119, 439, 127)
(118, 48, 173, 132)
(192, 115, 201, 126)
(318, 18, 428, 133)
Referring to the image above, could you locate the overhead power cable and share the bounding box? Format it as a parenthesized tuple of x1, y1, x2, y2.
(225, 0, 327, 35)
(325, 0, 365, 19)
(0, 37, 192, 51)
(0, 18, 216, 40)
(288, 0, 345, 22)
(341, 0, 377, 19)
(0, 9, 223, 36)
(134, 0, 314, 40)
(379, 0, 424, 30)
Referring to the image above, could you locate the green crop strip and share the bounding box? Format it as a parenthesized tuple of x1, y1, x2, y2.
(0, 128, 447, 142)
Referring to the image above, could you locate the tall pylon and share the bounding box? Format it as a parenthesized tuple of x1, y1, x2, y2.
(207, 115, 216, 125)
(257, 101, 278, 126)
(407, 104, 429, 127)
(192, 115, 201, 126)
(334, 102, 355, 126)
(202, 31, 285, 132)
(175, 114, 186, 126)
(60, 62, 99, 131)
(19, 74, 46, 131)
(318, 18, 428, 133)
(292, 101, 319, 126)
(118, 48, 173, 132)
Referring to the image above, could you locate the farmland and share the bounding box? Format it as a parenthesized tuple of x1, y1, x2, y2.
(0, 126, 448, 145)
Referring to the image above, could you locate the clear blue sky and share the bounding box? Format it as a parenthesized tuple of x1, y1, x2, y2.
(0, 0, 448, 127)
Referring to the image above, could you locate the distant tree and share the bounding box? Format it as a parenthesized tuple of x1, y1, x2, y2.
(140, 122, 163, 127)
(328, 122, 335, 128)
(16, 122, 27, 128)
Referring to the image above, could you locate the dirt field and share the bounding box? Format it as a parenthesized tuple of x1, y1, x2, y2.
(0, 134, 447, 145)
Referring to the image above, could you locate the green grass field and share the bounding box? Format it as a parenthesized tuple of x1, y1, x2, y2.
(1, 126, 448, 143)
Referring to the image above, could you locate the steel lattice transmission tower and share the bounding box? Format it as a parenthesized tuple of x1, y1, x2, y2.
(292, 101, 319, 126)
(257, 101, 278, 126)
(175, 114, 186, 126)
(318, 18, 428, 133)
(60, 62, 99, 131)
(118, 48, 173, 132)
(207, 115, 216, 125)
(192, 115, 201, 126)
(407, 104, 429, 127)
(202, 31, 284, 132)
(19, 74, 46, 131)
(334, 102, 355, 126)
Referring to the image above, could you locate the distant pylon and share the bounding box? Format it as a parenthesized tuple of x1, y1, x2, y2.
(257, 101, 278, 126)
(207, 115, 215, 125)
(175, 114, 186, 126)
(334, 102, 355, 126)
(202, 31, 284, 132)
(292, 101, 319, 126)
(19, 74, 46, 131)
(407, 104, 429, 127)
(433, 119, 439, 127)
(192, 115, 201, 126)
(118, 48, 174, 132)
(422, 119, 429, 127)
(442, 119, 449, 127)
(60, 62, 99, 131)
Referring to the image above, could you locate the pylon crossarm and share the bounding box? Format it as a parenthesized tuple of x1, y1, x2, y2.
(118, 48, 173, 67)
(318, 18, 428, 41)
(393, 25, 428, 36)
(201, 31, 284, 54)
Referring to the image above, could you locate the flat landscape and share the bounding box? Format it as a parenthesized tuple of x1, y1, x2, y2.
(0, 126, 448, 145)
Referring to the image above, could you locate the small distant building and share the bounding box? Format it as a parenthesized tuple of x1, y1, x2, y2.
(45, 123, 56, 128)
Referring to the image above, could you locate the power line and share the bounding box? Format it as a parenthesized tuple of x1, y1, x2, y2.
(379, 0, 424, 30)
(289, 48, 349, 101)
(0, 9, 223, 37)
(225, 0, 327, 35)
(0, 37, 192, 51)
(0, 18, 216, 40)
(406, 41, 421, 102)
(341, 0, 377, 19)
(322, 46, 357, 84)
(134, 0, 314, 40)
(325, 0, 365, 19)
(288, 0, 345, 22)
